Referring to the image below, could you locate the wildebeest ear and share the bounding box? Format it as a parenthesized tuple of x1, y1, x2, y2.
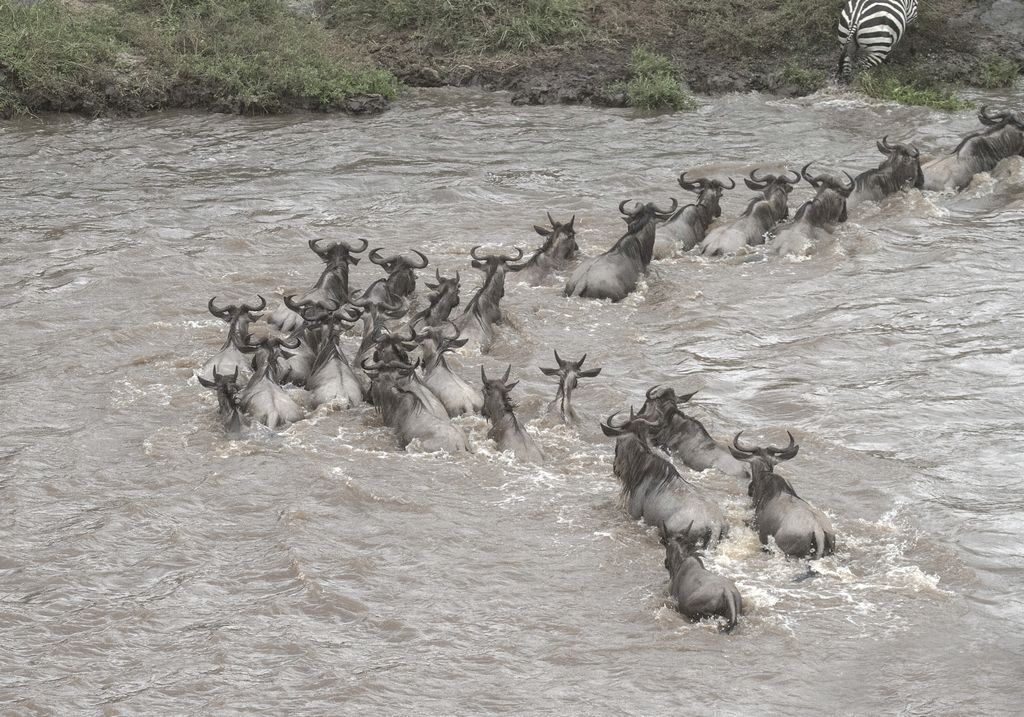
(578, 367, 602, 378)
(534, 225, 552, 237)
(729, 446, 752, 461)
(503, 380, 519, 392)
(446, 337, 470, 350)
(470, 260, 486, 270)
(539, 366, 561, 376)
(196, 373, 216, 388)
(676, 390, 698, 404)
(744, 178, 763, 191)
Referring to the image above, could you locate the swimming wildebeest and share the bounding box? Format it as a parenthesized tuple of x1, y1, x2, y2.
(600, 406, 727, 547)
(368, 248, 429, 299)
(481, 365, 544, 463)
(196, 367, 246, 435)
(730, 432, 836, 559)
(538, 350, 601, 423)
(411, 268, 461, 327)
(302, 304, 365, 409)
(564, 198, 677, 302)
(769, 163, 854, 256)
(513, 213, 580, 285)
(416, 321, 483, 417)
(661, 527, 743, 631)
(455, 246, 523, 352)
(199, 295, 265, 382)
(699, 170, 799, 257)
(654, 174, 734, 258)
(639, 386, 749, 479)
(268, 237, 368, 332)
(846, 136, 924, 211)
(238, 334, 305, 429)
(922, 106, 1024, 192)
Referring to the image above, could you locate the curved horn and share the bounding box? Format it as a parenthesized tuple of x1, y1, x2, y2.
(801, 161, 820, 188)
(343, 238, 369, 253)
(547, 211, 556, 227)
(369, 248, 389, 266)
(283, 294, 306, 314)
(732, 431, 758, 454)
(470, 245, 486, 260)
(907, 143, 920, 159)
(553, 349, 564, 367)
(308, 237, 332, 256)
(655, 198, 679, 216)
(480, 365, 489, 384)
(435, 267, 442, 283)
(766, 431, 799, 460)
(646, 384, 665, 400)
(782, 169, 801, 184)
(361, 356, 382, 372)
(678, 172, 702, 191)
(241, 295, 266, 313)
(839, 170, 856, 197)
(408, 249, 429, 269)
(749, 168, 770, 183)
(208, 296, 231, 318)
(500, 247, 524, 263)
(722, 176, 736, 190)
(502, 364, 512, 383)
(618, 199, 638, 215)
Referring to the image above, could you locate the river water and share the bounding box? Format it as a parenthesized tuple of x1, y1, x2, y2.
(2, 86, 1023, 715)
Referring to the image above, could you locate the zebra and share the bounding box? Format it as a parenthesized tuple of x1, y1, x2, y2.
(837, 0, 919, 79)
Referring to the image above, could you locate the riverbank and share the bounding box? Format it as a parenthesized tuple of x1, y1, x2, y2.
(1, 0, 1021, 118)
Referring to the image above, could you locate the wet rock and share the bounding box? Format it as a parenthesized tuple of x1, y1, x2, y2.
(344, 93, 388, 115)
(401, 66, 444, 87)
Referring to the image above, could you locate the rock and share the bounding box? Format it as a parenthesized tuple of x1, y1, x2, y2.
(344, 93, 388, 115)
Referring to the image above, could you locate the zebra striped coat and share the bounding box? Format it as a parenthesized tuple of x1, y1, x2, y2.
(837, 0, 919, 78)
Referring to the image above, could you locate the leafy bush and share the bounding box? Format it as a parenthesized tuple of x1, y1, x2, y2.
(856, 66, 971, 110)
(624, 47, 696, 111)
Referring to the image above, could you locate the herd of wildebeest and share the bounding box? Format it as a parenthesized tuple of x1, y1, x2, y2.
(196, 106, 1023, 631)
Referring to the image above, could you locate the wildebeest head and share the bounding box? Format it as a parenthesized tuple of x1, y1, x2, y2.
(639, 385, 699, 420)
(660, 524, 703, 573)
(798, 162, 856, 225)
(208, 294, 265, 344)
(539, 350, 602, 422)
(729, 431, 800, 499)
(369, 248, 429, 298)
(371, 326, 418, 365)
(241, 333, 301, 384)
(308, 237, 369, 269)
(619, 198, 679, 234)
(526, 212, 579, 261)
(678, 173, 735, 219)
(743, 169, 800, 221)
(875, 136, 925, 190)
(196, 366, 245, 435)
(949, 105, 1024, 166)
(413, 320, 468, 369)
(480, 364, 519, 420)
(470, 245, 525, 277)
(600, 404, 663, 453)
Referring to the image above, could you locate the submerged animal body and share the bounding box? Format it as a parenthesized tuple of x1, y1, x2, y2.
(238, 336, 305, 429)
(769, 163, 854, 256)
(601, 408, 727, 547)
(199, 295, 265, 383)
(565, 199, 677, 302)
(699, 170, 798, 257)
(196, 367, 246, 435)
(513, 213, 580, 285)
(481, 365, 544, 463)
(654, 174, 733, 258)
(730, 433, 836, 559)
(411, 269, 461, 328)
(454, 246, 522, 353)
(640, 386, 748, 480)
(847, 136, 924, 211)
(922, 107, 1024, 192)
(304, 307, 365, 409)
(539, 350, 601, 424)
(662, 530, 743, 631)
(369, 248, 429, 300)
(417, 323, 483, 417)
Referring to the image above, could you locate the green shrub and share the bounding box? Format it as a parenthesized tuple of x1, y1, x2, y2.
(975, 56, 1019, 89)
(856, 66, 971, 110)
(325, 0, 586, 52)
(624, 47, 696, 111)
(781, 63, 827, 94)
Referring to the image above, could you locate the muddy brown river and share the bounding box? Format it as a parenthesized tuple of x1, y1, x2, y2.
(3, 86, 1024, 714)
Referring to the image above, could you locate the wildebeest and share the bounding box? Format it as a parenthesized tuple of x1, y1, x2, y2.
(268, 237, 368, 332)
(538, 350, 601, 423)
(199, 295, 265, 382)
(369, 248, 429, 299)
(564, 198, 678, 302)
(455, 246, 523, 352)
(846, 136, 924, 211)
(416, 322, 483, 417)
(640, 386, 749, 480)
(303, 304, 365, 409)
(238, 334, 305, 429)
(729, 432, 836, 559)
(481, 365, 544, 463)
(654, 174, 734, 258)
(410, 268, 461, 327)
(196, 367, 245, 435)
(600, 407, 727, 547)
(922, 106, 1024, 192)
(661, 528, 743, 631)
(512, 213, 579, 285)
(769, 163, 854, 256)
(699, 170, 799, 257)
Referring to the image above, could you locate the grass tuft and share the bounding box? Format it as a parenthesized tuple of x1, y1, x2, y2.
(856, 66, 972, 110)
(975, 56, 1019, 89)
(780, 63, 827, 94)
(624, 46, 696, 111)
